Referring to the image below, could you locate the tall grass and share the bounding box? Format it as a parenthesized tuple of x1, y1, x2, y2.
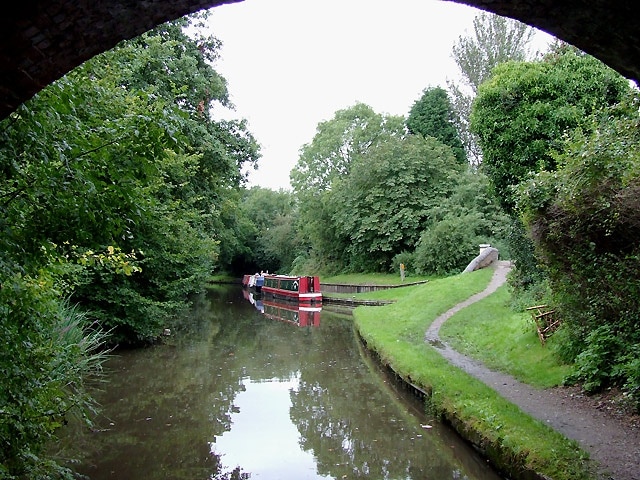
(51, 301, 111, 423)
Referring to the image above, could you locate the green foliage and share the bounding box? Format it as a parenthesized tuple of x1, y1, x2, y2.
(0, 15, 258, 342)
(290, 104, 407, 272)
(290, 103, 400, 195)
(413, 171, 511, 275)
(0, 12, 259, 475)
(329, 134, 461, 271)
(448, 11, 536, 167)
(236, 187, 299, 274)
(471, 45, 632, 212)
(451, 12, 535, 94)
(391, 251, 415, 276)
(504, 217, 547, 294)
(564, 325, 625, 393)
(407, 86, 466, 164)
(414, 214, 483, 275)
(0, 269, 107, 479)
(517, 95, 640, 405)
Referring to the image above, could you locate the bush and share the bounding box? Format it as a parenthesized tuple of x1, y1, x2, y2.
(565, 324, 625, 393)
(505, 217, 547, 294)
(518, 104, 640, 407)
(390, 251, 415, 276)
(413, 214, 484, 276)
(0, 268, 107, 479)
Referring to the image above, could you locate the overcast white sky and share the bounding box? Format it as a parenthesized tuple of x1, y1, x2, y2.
(206, 0, 552, 191)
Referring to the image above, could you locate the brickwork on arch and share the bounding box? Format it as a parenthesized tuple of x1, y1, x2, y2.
(456, 0, 640, 84)
(0, 0, 639, 120)
(0, 0, 237, 118)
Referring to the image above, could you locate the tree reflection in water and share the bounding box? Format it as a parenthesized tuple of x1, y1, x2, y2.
(55, 285, 500, 480)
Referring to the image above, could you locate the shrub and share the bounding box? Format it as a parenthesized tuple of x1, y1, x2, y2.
(518, 103, 640, 407)
(565, 324, 625, 393)
(0, 269, 108, 478)
(390, 251, 415, 276)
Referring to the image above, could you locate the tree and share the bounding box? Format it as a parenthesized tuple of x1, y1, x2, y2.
(517, 96, 640, 406)
(407, 86, 466, 164)
(447, 12, 536, 166)
(329, 134, 461, 271)
(413, 171, 511, 275)
(238, 187, 299, 274)
(0, 13, 260, 475)
(290, 103, 403, 195)
(471, 45, 632, 213)
(290, 104, 405, 273)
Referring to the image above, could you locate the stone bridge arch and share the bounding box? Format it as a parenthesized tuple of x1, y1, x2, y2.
(1, 0, 639, 120)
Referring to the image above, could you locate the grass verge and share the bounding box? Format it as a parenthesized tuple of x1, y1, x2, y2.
(322, 272, 433, 286)
(353, 268, 594, 480)
(439, 284, 572, 388)
(207, 273, 240, 284)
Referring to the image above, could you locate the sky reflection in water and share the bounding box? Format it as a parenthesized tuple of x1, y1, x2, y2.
(58, 286, 501, 480)
(211, 375, 330, 479)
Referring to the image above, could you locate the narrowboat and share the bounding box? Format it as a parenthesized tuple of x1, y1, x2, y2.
(260, 274, 322, 303)
(241, 274, 264, 291)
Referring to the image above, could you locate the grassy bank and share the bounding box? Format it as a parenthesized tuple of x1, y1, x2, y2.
(353, 268, 593, 480)
(208, 273, 240, 284)
(322, 272, 433, 286)
(439, 284, 572, 388)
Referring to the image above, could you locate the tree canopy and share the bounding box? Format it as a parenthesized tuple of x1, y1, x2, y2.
(407, 86, 466, 164)
(0, 14, 260, 477)
(290, 103, 405, 196)
(447, 12, 536, 167)
(289, 104, 407, 273)
(330, 134, 462, 271)
(471, 44, 631, 212)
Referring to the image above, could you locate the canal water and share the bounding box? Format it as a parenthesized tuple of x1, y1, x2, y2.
(56, 285, 502, 480)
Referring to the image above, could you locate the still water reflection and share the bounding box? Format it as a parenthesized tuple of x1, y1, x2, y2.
(58, 285, 502, 480)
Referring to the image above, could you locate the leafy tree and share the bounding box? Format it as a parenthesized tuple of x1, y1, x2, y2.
(290, 104, 405, 273)
(471, 45, 632, 213)
(329, 134, 461, 271)
(237, 187, 299, 274)
(291, 103, 403, 195)
(447, 12, 535, 166)
(413, 171, 511, 275)
(0, 13, 260, 475)
(517, 98, 640, 405)
(407, 86, 466, 164)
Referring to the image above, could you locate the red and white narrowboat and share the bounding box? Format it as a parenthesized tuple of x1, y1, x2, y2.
(260, 274, 322, 303)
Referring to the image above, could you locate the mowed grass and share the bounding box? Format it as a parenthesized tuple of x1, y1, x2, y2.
(322, 272, 433, 286)
(353, 268, 593, 480)
(439, 284, 572, 388)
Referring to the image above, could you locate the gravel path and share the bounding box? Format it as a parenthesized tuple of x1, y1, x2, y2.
(425, 261, 640, 480)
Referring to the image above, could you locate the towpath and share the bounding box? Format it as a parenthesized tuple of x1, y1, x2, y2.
(424, 261, 640, 480)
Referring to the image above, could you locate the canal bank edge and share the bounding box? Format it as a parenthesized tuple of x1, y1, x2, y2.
(355, 333, 554, 480)
(351, 265, 594, 480)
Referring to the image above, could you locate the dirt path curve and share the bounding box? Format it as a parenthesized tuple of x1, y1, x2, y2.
(425, 261, 640, 480)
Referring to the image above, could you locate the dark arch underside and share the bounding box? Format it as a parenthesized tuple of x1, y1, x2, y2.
(1, 0, 639, 120)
